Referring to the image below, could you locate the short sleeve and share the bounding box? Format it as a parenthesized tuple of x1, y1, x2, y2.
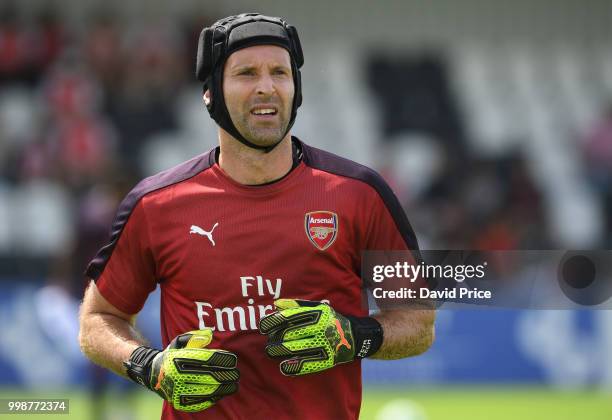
(364, 190, 419, 252)
(364, 193, 430, 309)
(86, 199, 157, 314)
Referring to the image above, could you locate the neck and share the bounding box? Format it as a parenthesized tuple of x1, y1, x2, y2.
(217, 129, 293, 185)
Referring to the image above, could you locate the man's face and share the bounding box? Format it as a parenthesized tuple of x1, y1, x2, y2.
(222, 45, 294, 147)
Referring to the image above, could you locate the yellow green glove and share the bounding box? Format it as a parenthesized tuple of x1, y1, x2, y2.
(124, 329, 239, 412)
(259, 299, 382, 376)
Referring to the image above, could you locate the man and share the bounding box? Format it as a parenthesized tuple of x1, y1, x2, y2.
(79, 13, 435, 419)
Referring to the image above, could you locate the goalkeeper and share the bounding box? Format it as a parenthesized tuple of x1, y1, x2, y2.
(79, 12, 435, 420)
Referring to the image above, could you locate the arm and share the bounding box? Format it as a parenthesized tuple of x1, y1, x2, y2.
(370, 304, 436, 360)
(258, 298, 435, 376)
(356, 179, 434, 359)
(78, 279, 149, 377)
(79, 279, 240, 412)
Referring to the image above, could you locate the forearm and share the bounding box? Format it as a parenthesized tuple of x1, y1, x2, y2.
(79, 312, 147, 377)
(78, 283, 149, 378)
(370, 306, 435, 360)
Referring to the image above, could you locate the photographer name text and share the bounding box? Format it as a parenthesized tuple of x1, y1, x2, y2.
(371, 261, 492, 300)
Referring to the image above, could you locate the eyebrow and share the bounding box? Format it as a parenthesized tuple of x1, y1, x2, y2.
(230, 63, 291, 73)
(231, 65, 256, 73)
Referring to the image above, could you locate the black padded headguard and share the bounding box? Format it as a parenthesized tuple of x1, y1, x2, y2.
(196, 13, 304, 152)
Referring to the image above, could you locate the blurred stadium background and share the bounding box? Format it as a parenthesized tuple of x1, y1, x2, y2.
(0, 0, 611, 419)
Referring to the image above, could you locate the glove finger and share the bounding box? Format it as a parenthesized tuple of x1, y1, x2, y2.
(185, 382, 239, 398)
(171, 348, 238, 368)
(173, 382, 238, 412)
(259, 308, 322, 335)
(173, 396, 215, 413)
(178, 382, 237, 398)
(278, 349, 331, 376)
(274, 298, 323, 311)
(173, 364, 240, 384)
(259, 311, 289, 334)
(292, 299, 325, 308)
(169, 329, 213, 350)
(168, 349, 240, 383)
(265, 338, 324, 358)
(273, 298, 300, 311)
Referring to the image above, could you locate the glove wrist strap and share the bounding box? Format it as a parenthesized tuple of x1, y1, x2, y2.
(123, 346, 160, 390)
(346, 316, 383, 358)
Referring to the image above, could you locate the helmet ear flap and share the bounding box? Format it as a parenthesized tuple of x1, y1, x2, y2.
(294, 67, 303, 108)
(286, 25, 304, 68)
(196, 27, 214, 82)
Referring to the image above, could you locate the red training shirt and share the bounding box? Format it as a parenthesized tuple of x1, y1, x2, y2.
(86, 138, 419, 420)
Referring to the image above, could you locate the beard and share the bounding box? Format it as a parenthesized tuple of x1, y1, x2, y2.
(229, 102, 291, 147)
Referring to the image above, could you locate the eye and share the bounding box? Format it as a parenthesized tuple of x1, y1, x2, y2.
(237, 69, 255, 76)
(273, 68, 289, 76)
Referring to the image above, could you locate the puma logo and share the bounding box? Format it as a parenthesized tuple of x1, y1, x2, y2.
(190, 223, 219, 246)
(335, 318, 352, 352)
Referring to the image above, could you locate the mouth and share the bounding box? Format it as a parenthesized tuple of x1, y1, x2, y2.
(250, 106, 278, 118)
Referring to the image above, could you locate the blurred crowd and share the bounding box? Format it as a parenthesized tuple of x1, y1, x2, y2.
(367, 53, 553, 251)
(0, 4, 611, 299)
(0, 5, 217, 295)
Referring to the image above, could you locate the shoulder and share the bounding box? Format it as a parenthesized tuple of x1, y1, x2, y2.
(300, 139, 419, 250)
(104, 148, 214, 239)
(85, 150, 216, 281)
(300, 140, 394, 200)
(116, 149, 215, 221)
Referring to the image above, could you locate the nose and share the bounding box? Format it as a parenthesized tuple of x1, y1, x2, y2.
(255, 73, 275, 96)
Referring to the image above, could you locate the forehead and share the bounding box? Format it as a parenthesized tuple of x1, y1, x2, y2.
(225, 45, 291, 69)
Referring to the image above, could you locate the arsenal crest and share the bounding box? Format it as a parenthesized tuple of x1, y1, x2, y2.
(305, 211, 338, 250)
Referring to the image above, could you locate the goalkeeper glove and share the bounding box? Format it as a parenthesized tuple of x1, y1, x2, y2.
(123, 329, 239, 412)
(259, 299, 383, 376)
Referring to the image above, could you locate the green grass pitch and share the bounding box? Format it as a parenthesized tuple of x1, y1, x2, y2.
(1, 386, 610, 419)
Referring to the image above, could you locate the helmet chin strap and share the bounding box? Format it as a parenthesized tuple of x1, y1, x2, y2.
(223, 127, 289, 154)
(221, 115, 290, 154)
(213, 103, 291, 153)
(204, 91, 284, 153)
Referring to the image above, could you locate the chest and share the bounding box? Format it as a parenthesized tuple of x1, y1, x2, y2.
(147, 191, 365, 302)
